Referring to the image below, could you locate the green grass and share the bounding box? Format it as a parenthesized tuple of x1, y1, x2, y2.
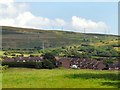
(2, 26, 118, 49)
(0, 51, 4, 56)
(93, 39, 119, 47)
(2, 68, 119, 88)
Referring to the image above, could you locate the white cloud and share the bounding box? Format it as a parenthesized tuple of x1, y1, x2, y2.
(54, 19, 67, 26)
(72, 16, 108, 33)
(16, 12, 35, 26)
(0, 0, 27, 18)
(0, 0, 14, 4)
(0, 0, 109, 33)
(0, 18, 15, 26)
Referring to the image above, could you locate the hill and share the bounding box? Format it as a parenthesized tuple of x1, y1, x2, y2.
(1, 26, 118, 49)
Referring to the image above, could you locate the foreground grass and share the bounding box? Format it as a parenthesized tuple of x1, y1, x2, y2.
(2, 68, 119, 88)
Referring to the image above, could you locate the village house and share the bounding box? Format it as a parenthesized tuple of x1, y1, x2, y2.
(108, 61, 120, 70)
(3, 56, 119, 70)
(58, 57, 71, 68)
(58, 57, 109, 70)
(3, 56, 43, 63)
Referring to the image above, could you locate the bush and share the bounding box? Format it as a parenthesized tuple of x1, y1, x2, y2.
(35, 62, 43, 69)
(42, 59, 55, 69)
(1, 65, 8, 70)
(4, 52, 9, 55)
(11, 53, 16, 56)
(43, 53, 57, 66)
(2, 61, 37, 68)
(30, 55, 34, 57)
(43, 53, 55, 60)
(2, 52, 57, 69)
(2, 60, 56, 69)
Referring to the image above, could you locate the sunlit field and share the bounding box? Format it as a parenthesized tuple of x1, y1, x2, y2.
(2, 68, 119, 88)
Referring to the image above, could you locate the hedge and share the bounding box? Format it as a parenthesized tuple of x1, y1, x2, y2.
(2, 61, 42, 68)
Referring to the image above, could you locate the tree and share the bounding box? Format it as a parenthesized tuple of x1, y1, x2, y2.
(35, 62, 43, 69)
(43, 52, 55, 59)
(42, 59, 55, 69)
(42, 53, 57, 69)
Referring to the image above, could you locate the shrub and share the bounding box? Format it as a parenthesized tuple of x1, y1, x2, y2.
(2, 60, 56, 69)
(30, 55, 34, 57)
(43, 53, 57, 67)
(43, 53, 55, 60)
(2, 52, 58, 69)
(2, 61, 37, 68)
(4, 52, 8, 55)
(42, 59, 55, 69)
(1, 65, 8, 70)
(11, 53, 16, 56)
(35, 62, 43, 69)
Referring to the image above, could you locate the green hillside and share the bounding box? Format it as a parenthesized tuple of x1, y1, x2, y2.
(1, 26, 118, 49)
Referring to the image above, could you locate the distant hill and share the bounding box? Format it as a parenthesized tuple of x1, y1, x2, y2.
(1, 26, 118, 49)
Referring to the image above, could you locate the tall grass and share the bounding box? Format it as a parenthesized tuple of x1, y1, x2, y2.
(2, 68, 119, 88)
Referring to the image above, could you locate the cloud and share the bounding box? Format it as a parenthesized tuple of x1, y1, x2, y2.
(0, 1, 109, 33)
(0, 0, 27, 18)
(54, 19, 67, 26)
(72, 16, 108, 33)
(0, 0, 13, 4)
(16, 12, 35, 27)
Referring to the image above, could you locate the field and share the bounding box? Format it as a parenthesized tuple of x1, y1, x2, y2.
(1, 26, 120, 88)
(2, 68, 119, 88)
(2, 26, 118, 49)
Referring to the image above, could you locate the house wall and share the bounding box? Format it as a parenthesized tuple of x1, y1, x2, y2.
(60, 59, 70, 68)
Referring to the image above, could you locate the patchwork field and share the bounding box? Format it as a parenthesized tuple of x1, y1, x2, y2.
(2, 68, 119, 88)
(1, 26, 120, 88)
(2, 26, 118, 49)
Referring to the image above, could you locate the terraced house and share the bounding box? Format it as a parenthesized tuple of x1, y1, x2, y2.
(2, 56, 120, 70)
(58, 57, 119, 70)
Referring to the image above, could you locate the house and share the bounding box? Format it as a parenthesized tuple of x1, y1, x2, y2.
(95, 61, 106, 70)
(4, 57, 14, 62)
(3, 56, 118, 70)
(58, 58, 71, 68)
(58, 57, 107, 70)
(108, 61, 120, 70)
(4, 56, 43, 63)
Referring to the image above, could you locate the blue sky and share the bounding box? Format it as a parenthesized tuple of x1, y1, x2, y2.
(0, 1, 118, 35)
(28, 2, 118, 34)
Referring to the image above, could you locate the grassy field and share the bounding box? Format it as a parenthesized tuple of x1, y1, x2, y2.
(2, 68, 119, 88)
(2, 26, 118, 49)
(93, 39, 119, 47)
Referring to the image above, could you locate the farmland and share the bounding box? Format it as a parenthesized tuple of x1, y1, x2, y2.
(2, 68, 119, 88)
(1, 26, 120, 88)
(1, 26, 119, 60)
(2, 26, 118, 49)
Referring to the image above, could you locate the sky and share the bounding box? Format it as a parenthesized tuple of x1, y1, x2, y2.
(0, 0, 118, 35)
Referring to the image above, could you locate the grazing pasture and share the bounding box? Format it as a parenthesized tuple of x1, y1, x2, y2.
(2, 26, 118, 49)
(2, 68, 119, 88)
